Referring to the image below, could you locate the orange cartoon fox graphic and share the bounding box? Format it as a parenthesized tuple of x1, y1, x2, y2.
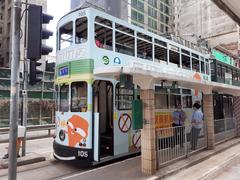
(67, 115, 89, 147)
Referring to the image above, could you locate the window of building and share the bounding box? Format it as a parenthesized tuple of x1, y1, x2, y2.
(59, 21, 73, 50)
(75, 17, 88, 44)
(71, 82, 88, 112)
(95, 17, 113, 50)
(131, 9, 144, 24)
(115, 83, 134, 110)
(148, 7, 157, 18)
(148, 18, 157, 30)
(132, 0, 144, 11)
(148, 0, 157, 7)
(60, 84, 69, 112)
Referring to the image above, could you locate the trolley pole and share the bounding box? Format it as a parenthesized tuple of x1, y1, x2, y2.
(8, 0, 22, 179)
(22, 0, 28, 157)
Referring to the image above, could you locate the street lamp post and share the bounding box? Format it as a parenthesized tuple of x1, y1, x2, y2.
(8, 0, 22, 179)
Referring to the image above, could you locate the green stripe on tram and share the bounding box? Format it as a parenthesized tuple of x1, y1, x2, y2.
(57, 59, 94, 77)
(70, 59, 94, 75)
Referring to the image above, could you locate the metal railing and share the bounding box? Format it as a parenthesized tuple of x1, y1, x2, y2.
(0, 124, 55, 135)
(214, 118, 236, 144)
(156, 124, 207, 167)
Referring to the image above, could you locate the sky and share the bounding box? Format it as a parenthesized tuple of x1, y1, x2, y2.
(46, 0, 70, 56)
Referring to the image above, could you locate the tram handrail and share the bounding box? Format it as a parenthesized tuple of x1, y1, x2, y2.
(0, 124, 55, 135)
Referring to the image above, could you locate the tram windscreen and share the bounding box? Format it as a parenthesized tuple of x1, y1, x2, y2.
(59, 21, 73, 50)
(60, 84, 69, 112)
(76, 17, 88, 44)
(71, 82, 88, 112)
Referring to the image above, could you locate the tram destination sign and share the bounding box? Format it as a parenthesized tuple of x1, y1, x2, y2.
(59, 66, 69, 77)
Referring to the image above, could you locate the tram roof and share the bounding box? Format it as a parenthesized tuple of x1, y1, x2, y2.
(57, 7, 209, 57)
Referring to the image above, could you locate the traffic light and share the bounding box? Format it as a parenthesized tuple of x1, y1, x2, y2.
(27, 4, 53, 85)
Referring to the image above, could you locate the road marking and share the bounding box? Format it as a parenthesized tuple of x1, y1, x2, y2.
(60, 156, 140, 180)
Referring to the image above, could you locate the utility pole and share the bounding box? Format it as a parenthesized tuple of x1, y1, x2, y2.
(8, 0, 21, 179)
(22, 0, 28, 157)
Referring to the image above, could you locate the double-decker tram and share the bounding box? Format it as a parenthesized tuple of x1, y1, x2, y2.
(53, 7, 211, 165)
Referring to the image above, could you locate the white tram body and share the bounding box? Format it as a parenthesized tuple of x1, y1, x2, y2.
(54, 7, 210, 164)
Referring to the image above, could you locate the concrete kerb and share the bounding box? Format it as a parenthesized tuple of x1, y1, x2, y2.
(198, 154, 240, 180)
(155, 138, 240, 179)
(0, 152, 46, 169)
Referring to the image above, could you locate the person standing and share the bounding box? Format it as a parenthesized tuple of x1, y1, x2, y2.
(171, 104, 186, 148)
(190, 102, 203, 150)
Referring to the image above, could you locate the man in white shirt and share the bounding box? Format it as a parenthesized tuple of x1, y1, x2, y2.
(190, 102, 203, 150)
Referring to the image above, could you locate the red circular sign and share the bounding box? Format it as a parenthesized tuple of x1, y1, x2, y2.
(132, 131, 141, 149)
(118, 113, 132, 133)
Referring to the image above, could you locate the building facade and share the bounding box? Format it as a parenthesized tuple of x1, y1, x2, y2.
(172, 0, 240, 66)
(0, 0, 47, 67)
(70, 0, 173, 35)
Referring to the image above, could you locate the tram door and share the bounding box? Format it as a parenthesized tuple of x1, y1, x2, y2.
(93, 80, 114, 158)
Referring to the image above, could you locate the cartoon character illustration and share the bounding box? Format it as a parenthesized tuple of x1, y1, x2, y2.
(67, 115, 89, 147)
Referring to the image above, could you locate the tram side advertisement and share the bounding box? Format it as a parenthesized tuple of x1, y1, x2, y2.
(55, 112, 92, 159)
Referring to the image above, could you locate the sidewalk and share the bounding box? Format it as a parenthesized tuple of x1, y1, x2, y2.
(0, 137, 239, 180)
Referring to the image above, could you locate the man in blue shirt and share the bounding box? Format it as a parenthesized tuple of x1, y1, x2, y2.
(190, 102, 203, 150)
(171, 104, 186, 148)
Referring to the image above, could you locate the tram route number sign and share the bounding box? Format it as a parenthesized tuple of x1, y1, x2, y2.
(118, 113, 132, 133)
(59, 66, 69, 77)
(78, 150, 88, 158)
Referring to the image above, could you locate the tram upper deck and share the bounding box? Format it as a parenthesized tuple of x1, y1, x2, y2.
(56, 7, 211, 86)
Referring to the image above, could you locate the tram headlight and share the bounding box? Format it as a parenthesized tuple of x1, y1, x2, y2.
(59, 130, 65, 141)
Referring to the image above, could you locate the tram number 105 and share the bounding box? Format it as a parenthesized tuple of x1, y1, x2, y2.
(78, 150, 88, 158)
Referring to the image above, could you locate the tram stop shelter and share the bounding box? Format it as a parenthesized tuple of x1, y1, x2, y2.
(95, 61, 240, 175)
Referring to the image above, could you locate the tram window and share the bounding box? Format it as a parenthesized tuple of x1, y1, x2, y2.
(155, 93, 168, 109)
(182, 96, 192, 108)
(115, 23, 134, 35)
(75, 17, 88, 44)
(95, 24, 113, 50)
(95, 16, 112, 27)
(169, 94, 181, 109)
(206, 59, 210, 75)
(60, 84, 69, 112)
(115, 31, 134, 56)
(169, 50, 180, 67)
(154, 39, 167, 47)
(137, 39, 152, 60)
(222, 66, 226, 78)
(201, 61, 205, 73)
(169, 88, 181, 109)
(55, 85, 59, 111)
(71, 82, 87, 112)
(182, 54, 190, 70)
(115, 83, 134, 110)
(217, 64, 222, 78)
(137, 32, 152, 42)
(59, 21, 73, 50)
(154, 45, 167, 62)
(192, 58, 200, 72)
(181, 49, 190, 55)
